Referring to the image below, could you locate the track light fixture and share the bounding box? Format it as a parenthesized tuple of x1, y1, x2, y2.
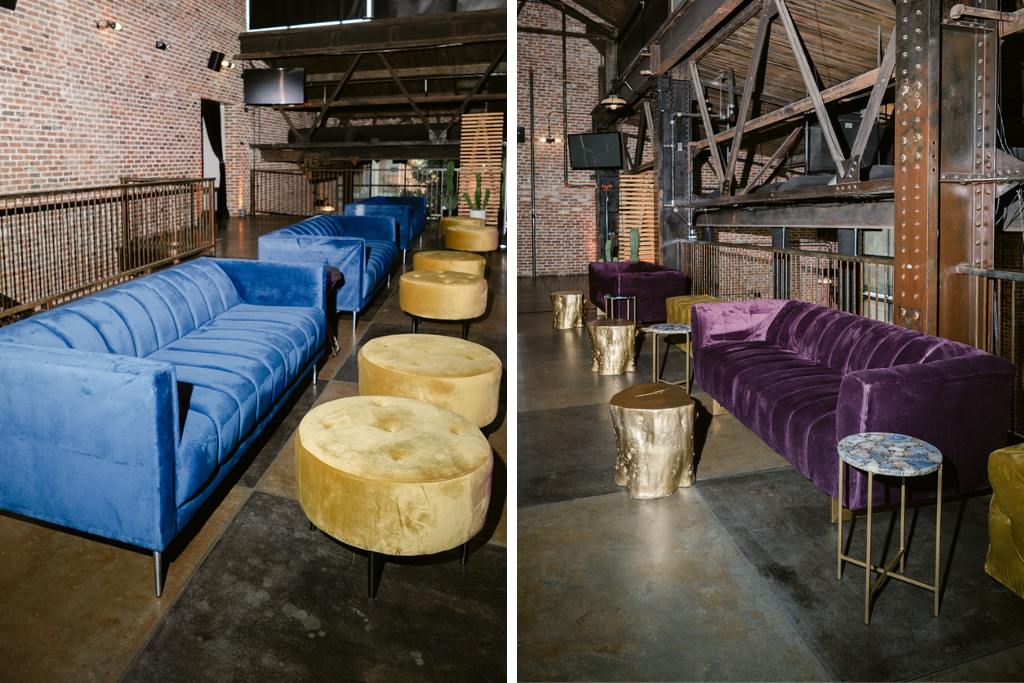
(207, 51, 234, 72)
(155, 41, 169, 50)
(96, 20, 122, 31)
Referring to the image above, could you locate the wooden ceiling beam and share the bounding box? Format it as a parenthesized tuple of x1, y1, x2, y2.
(236, 9, 506, 60)
(304, 63, 507, 85)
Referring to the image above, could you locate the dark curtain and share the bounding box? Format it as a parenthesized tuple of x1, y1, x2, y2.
(249, 0, 365, 30)
(200, 100, 229, 219)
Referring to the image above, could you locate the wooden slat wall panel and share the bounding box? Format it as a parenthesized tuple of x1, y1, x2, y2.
(619, 172, 659, 263)
(459, 112, 504, 225)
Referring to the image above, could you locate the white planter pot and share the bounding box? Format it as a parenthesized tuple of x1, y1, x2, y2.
(469, 209, 487, 220)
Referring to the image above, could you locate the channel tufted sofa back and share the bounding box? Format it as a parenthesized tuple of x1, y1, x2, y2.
(0, 259, 242, 357)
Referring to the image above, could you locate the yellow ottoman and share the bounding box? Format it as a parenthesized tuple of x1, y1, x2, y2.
(358, 333, 502, 428)
(445, 225, 501, 258)
(399, 270, 488, 339)
(440, 215, 484, 238)
(666, 294, 723, 357)
(296, 396, 492, 598)
(986, 444, 1024, 600)
(666, 294, 724, 325)
(413, 250, 487, 279)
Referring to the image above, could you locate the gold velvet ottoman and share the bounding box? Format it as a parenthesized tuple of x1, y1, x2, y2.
(986, 443, 1024, 600)
(666, 294, 724, 325)
(445, 224, 501, 263)
(399, 270, 488, 339)
(413, 250, 487, 279)
(296, 396, 492, 599)
(440, 215, 484, 238)
(358, 333, 501, 428)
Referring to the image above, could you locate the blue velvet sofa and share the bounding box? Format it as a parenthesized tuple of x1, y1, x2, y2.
(0, 258, 326, 595)
(257, 214, 398, 332)
(692, 299, 1015, 510)
(344, 197, 425, 259)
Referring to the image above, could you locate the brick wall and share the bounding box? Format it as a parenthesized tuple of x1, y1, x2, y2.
(517, 3, 602, 276)
(0, 0, 293, 216)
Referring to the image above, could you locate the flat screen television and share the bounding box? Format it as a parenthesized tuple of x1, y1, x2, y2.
(568, 133, 623, 170)
(0, 0, 17, 10)
(243, 68, 305, 106)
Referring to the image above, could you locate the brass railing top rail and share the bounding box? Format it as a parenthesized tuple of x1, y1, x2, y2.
(955, 264, 1024, 282)
(0, 245, 213, 319)
(1, 178, 212, 203)
(676, 239, 895, 265)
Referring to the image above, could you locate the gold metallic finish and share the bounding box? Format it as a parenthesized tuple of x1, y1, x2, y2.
(550, 291, 585, 329)
(609, 383, 695, 499)
(589, 319, 634, 374)
(587, 319, 636, 375)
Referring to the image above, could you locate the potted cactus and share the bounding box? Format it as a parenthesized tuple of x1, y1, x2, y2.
(463, 172, 490, 221)
(440, 160, 458, 216)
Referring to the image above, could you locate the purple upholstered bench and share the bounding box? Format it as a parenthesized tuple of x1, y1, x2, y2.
(691, 299, 1014, 510)
(588, 261, 689, 323)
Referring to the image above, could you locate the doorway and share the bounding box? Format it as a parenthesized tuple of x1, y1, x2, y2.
(201, 99, 229, 218)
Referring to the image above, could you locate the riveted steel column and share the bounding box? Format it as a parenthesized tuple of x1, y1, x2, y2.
(937, 4, 999, 346)
(893, 0, 941, 334)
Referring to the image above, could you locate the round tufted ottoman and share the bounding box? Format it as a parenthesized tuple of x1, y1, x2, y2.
(445, 225, 500, 260)
(399, 270, 487, 339)
(358, 334, 501, 428)
(296, 396, 492, 598)
(439, 215, 484, 238)
(413, 250, 486, 279)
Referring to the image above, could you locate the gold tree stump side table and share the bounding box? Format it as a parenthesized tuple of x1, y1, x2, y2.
(609, 383, 696, 498)
(836, 432, 943, 624)
(587, 319, 636, 375)
(550, 291, 585, 329)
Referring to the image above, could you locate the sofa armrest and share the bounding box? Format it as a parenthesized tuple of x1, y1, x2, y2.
(0, 343, 179, 549)
(329, 215, 397, 244)
(837, 354, 1015, 474)
(344, 204, 411, 247)
(258, 236, 364, 311)
(214, 258, 326, 310)
(691, 299, 789, 351)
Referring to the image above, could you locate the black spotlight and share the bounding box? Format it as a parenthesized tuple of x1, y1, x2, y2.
(207, 50, 225, 72)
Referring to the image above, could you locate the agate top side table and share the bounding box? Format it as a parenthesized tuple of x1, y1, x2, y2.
(646, 322, 691, 392)
(836, 432, 943, 624)
(587, 318, 636, 375)
(609, 383, 695, 498)
(550, 291, 585, 329)
(604, 294, 637, 325)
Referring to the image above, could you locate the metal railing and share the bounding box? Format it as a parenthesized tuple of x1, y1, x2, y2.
(251, 167, 452, 218)
(0, 179, 215, 323)
(956, 265, 1024, 436)
(673, 239, 895, 322)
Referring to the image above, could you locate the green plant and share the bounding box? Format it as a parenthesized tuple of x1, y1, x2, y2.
(441, 160, 458, 210)
(604, 239, 612, 263)
(629, 227, 640, 261)
(463, 172, 490, 211)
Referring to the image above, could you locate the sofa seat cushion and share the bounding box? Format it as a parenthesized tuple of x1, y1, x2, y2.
(198, 304, 324, 377)
(152, 302, 322, 507)
(364, 240, 398, 297)
(700, 340, 844, 493)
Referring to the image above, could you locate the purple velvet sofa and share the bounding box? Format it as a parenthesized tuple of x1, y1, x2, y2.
(588, 261, 689, 322)
(691, 299, 1015, 509)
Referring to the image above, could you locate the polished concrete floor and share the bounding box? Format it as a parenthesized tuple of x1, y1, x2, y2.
(0, 215, 507, 683)
(516, 275, 1024, 682)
